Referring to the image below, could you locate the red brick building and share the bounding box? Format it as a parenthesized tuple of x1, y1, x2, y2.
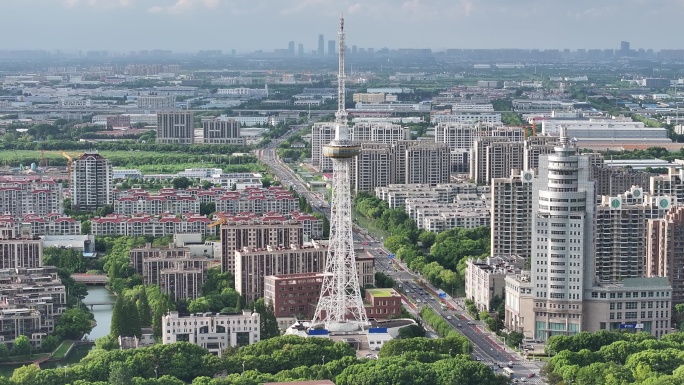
(365, 288, 402, 320)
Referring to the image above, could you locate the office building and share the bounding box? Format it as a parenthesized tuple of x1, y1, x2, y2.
(162, 310, 260, 356)
(263, 252, 376, 320)
(220, 217, 304, 274)
(130, 242, 210, 302)
(502, 130, 674, 340)
(202, 117, 245, 145)
(71, 152, 113, 210)
(646, 206, 684, 305)
(364, 289, 403, 320)
(466, 256, 525, 311)
(491, 170, 534, 259)
(528, 130, 595, 340)
(596, 188, 670, 283)
(157, 111, 195, 144)
(264, 273, 324, 320)
(137, 95, 176, 109)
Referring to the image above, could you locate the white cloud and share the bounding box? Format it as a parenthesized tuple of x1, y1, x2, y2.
(62, 0, 132, 8)
(148, 0, 221, 14)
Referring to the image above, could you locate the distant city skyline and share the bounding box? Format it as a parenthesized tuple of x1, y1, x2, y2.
(2, 0, 684, 52)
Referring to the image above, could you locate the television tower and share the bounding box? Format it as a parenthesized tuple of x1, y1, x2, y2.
(311, 14, 368, 332)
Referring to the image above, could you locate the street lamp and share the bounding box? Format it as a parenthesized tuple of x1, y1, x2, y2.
(242, 361, 246, 375)
(322, 355, 325, 365)
(449, 349, 452, 356)
(154, 366, 158, 380)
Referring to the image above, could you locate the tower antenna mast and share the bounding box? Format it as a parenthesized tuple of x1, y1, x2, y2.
(311, 14, 368, 332)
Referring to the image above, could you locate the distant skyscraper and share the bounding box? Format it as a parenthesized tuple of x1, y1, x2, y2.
(318, 34, 325, 56)
(621, 41, 630, 53)
(298, 43, 304, 56)
(328, 40, 335, 56)
(288, 41, 295, 56)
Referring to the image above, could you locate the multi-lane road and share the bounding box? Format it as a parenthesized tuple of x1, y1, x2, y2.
(258, 131, 546, 384)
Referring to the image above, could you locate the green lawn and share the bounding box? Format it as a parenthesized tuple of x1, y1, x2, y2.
(51, 341, 73, 359)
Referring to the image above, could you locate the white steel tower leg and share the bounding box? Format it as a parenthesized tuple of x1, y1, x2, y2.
(312, 158, 368, 330)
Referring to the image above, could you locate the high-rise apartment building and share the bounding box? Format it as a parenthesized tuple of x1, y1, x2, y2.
(434, 123, 478, 151)
(646, 206, 684, 304)
(592, 166, 654, 196)
(403, 142, 450, 186)
(130, 243, 209, 302)
(524, 136, 559, 171)
(389, 141, 449, 186)
(529, 132, 595, 340)
(311, 122, 336, 172)
(350, 122, 410, 143)
(354, 143, 392, 193)
(202, 117, 245, 145)
(491, 169, 534, 259)
(0, 226, 43, 269)
(71, 152, 113, 210)
(595, 188, 670, 283)
(220, 218, 304, 274)
(470, 138, 524, 185)
(313, 122, 410, 173)
(156, 111, 194, 144)
(235, 244, 326, 301)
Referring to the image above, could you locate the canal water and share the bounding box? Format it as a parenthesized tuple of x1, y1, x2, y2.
(0, 286, 115, 378)
(82, 286, 116, 340)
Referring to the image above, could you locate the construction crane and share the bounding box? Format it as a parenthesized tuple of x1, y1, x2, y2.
(207, 218, 226, 228)
(61, 151, 73, 180)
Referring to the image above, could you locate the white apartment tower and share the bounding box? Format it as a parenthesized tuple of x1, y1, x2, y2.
(595, 188, 670, 283)
(491, 169, 534, 259)
(311, 122, 336, 172)
(157, 111, 195, 144)
(530, 128, 595, 340)
(71, 152, 113, 210)
(354, 143, 392, 193)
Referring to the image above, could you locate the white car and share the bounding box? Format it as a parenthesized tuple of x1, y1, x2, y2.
(447, 316, 453, 320)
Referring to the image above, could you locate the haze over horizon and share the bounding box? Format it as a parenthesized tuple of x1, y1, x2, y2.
(1, 0, 683, 53)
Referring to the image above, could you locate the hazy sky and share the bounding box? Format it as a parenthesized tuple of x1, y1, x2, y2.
(1, 0, 683, 52)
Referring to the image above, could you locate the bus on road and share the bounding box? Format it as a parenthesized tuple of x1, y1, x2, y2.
(502, 368, 514, 378)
